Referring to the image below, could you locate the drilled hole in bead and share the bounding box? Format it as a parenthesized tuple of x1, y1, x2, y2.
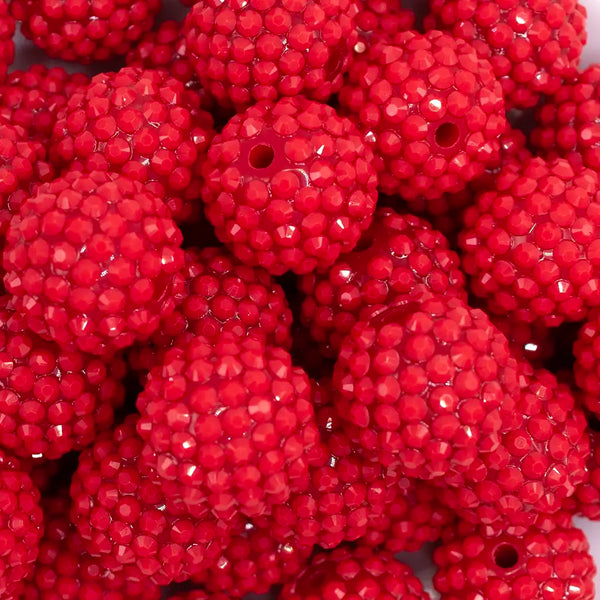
(435, 122, 460, 148)
(494, 543, 519, 569)
(249, 144, 275, 169)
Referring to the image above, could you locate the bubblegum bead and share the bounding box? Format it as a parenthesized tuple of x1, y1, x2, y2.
(50, 67, 216, 224)
(0, 449, 43, 598)
(127, 245, 293, 380)
(436, 363, 589, 531)
(182, 0, 359, 110)
(433, 520, 595, 600)
(192, 518, 313, 597)
(0, 65, 90, 144)
(460, 157, 600, 327)
(70, 415, 233, 586)
(136, 333, 320, 520)
(10, 0, 161, 63)
(425, 0, 587, 109)
(332, 293, 520, 482)
(23, 493, 162, 600)
(532, 65, 600, 170)
(0, 0, 15, 84)
(338, 30, 506, 201)
(3, 170, 186, 357)
(0, 294, 126, 460)
(299, 207, 466, 358)
(201, 96, 378, 275)
(280, 546, 430, 600)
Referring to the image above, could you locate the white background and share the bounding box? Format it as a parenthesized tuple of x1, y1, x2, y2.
(10, 0, 600, 597)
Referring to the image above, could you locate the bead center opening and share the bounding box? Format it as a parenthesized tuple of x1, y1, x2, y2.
(249, 144, 275, 169)
(494, 543, 519, 569)
(435, 122, 460, 148)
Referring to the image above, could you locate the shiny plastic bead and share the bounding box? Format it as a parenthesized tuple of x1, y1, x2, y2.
(3, 170, 186, 357)
(201, 96, 378, 275)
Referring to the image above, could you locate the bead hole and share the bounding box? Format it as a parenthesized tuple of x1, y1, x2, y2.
(435, 122, 460, 148)
(249, 144, 275, 169)
(494, 543, 519, 569)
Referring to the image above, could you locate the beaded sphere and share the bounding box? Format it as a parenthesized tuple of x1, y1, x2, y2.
(128, 246, 293, 380)
(182, 0, 359, 110)
(338, 29, 506, 200)
(10, 0, 161, 63)
(201, 96, 378, 275)
(0, 449, 44, 598)
(532, 65, 600, 170)
(332, 293, 520, 482)
(23, 494, 162, 600)
(433, 519, 595, 600)
(280, 546, 430, 600)
(299, 207, 466, 358)
(425, 0, 587, 109)
(573, 309, 600, 416)
(0, 294, 126, 460)
(136, 333, 320, 520)
(0, 0, 14, 84)
(436, 363, 589, 531)
(460, 157, 600, 327)
(3, 170, 185, 357)
(0, 65, 89, 145)
(50, 67, 215, 224)
(70, 415, 233, 586)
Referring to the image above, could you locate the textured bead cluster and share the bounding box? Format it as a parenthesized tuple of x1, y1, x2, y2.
(2, 0, 600, 600)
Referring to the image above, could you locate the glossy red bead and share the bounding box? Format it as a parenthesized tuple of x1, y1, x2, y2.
(332, 293, 519, 482)
(460, 157, 600, 327)
(433, 518, 596, 600)
(201, 96, 378, 275)
(0, 293, 126, 460)
(425, 0, 587, 109)
(280, 546, 429, 600)
(338, 30, 506, 201)
(136, 333, 320, 520)
(50, 67, 215, 223)
(0, 0, 15, 84)
(3, 170, 185, 357)
(70, 415, 233, 586)
(10, 0, 161, 63)
(573, 309, 600, 416)
(299, 207, 466, 358)
(436, 362, 589, 531)
(182, 0, 359, 110)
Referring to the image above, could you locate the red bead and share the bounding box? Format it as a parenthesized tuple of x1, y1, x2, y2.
(10, 0, 161, 63)
(460, 157, 600, 327)
(182, 0, 359, 110)
(201, 96, 378, 275)
(338, 30, 506, 201)
(433, 518, 595, 600)
(436, 362, 589, 532)
(332, 293, 519, 482)
(280, 545, 429, 600)
(70, 415, 233, 586)
(532, 65, 600, 171)
(299, 207, 466, 358)
(425, 0, 587, 109)
(574, 309, 600, 416)
(50, 67, 216, 224)
(3, 170, 186, 357)
(0, 293, 126, 460)
(136, 333, 320, 520)
(128, 246, 293, 382)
